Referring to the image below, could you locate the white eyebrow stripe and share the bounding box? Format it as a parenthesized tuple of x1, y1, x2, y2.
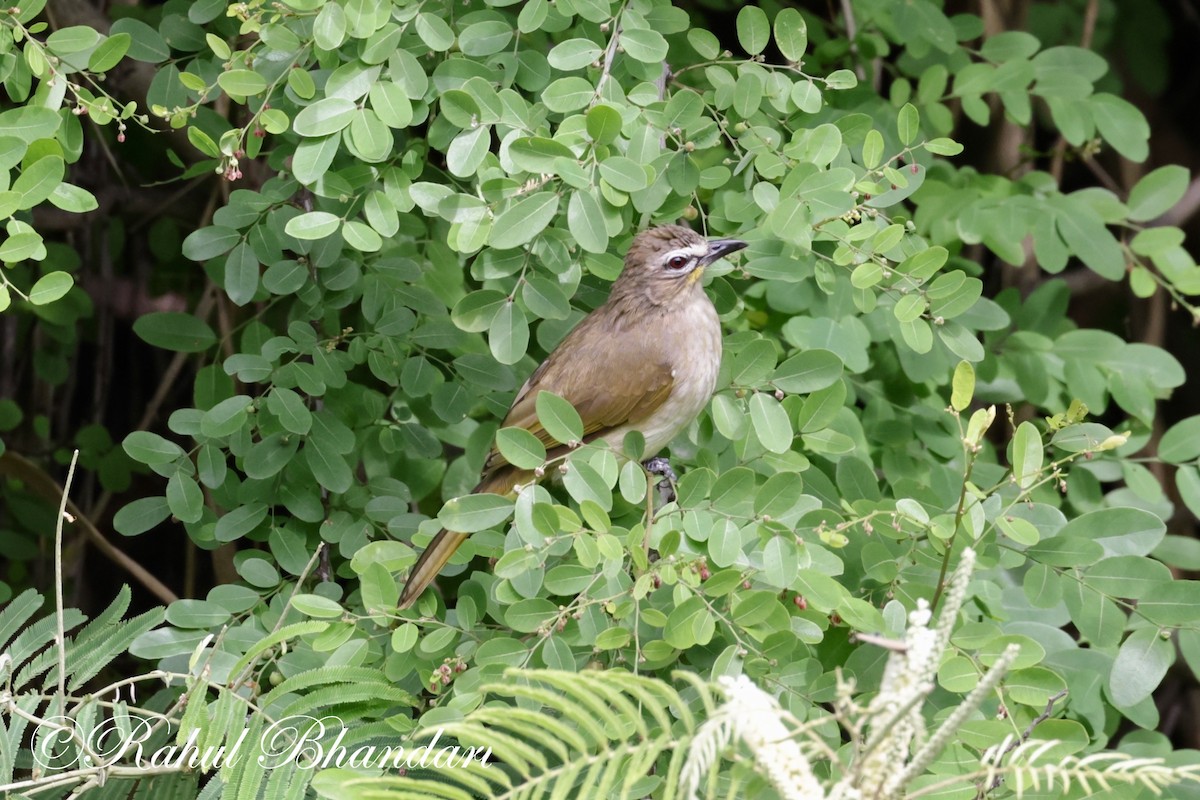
(663, 244, 707, 261)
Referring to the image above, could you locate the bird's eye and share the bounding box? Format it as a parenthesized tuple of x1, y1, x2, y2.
(667, 255, 690, 270)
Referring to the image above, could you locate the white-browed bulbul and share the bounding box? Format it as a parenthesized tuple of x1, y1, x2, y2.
(399, 225, 747, 608)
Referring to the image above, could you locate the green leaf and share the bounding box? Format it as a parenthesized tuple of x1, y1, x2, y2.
(981, 30, 1040, 61)
(293, 98, 357, 137)
(285, 211, 341, 240)
(13, 155, 64, 210)
(586, 104, 622, 145)
(711, 393, 747, 440)
(506, 599, 558, 633)
(1159, 415, 1200, 463)
(123, 431, 184, 464)
(897, 103, 919, 145)
(772, 350, 843, 393)
(1138, 580, 1200, 626)
(167, 473, 204, 524)
(133, 312, 217, 353)
(1085, 556, 1172, 599)
(620, 28, 668, 63)
(0, 231, 43, 263)
(599, 156, 648, 191)
(49, 182, 98, 213)
(305, 440, 352, 493)
(1054, 198, 1124, 280)
(924, 137, 964, 156)
(790, 80, 822, 114)
(732, 340, 776, 386)
(567, 189, 608, 254)
(267, 387, 312, 435)
(88, 33, 131, 72)
(496, 427, 547, 470)
(489, 193, 559, 249)
(488, 300, 528, 365)
(291, 594, 344, 619)
(46, 25, 99, 53)
(1109, 628, 1173, 707)
(1059, 507, 1166, 558)
(1090, 93, 1149, 162)
(224, 243, 258, 306)
(206, 33, 231, 60)
(439, 494, 515, 532)
(182, 226, 240, 261)
(1012, 421, 1043, 491)
(113, 497, 171, 536)
(996, 515, 1040, 546)
(951, 361, 975, 412)
(893, 293, 925, 323)
(109, 18, 168, 61)
(736, 5, 769, 55)
(535, 391, 584, 444)
(773, 7, 807, 61)
(28, 271, 73, 305)
(1127, 165, 1189, 223)
(899, 318, 933, 354)
(369, 81, 412, 128)
(415, 12, 455, 51)
(349, 108, 392, 163)
(509, 137, 576, 173)
(749, 393, 792, 454)
(541, 77, 594, 113)
(826, 69, 858, 90)
(313, 3, 346, 49)
(446, 126, 488, 177)
(458, 20, 512, 57)
(548, 38, 603, 71)
(217, 69, 267, 96)
(1028, 535, 1104, 567)
(862, 129, 884, 169)
(201, 395, 253, 439)
(165, 599, 231, 628)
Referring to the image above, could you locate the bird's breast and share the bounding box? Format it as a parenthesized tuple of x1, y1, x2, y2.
(614, 293, 722, 456)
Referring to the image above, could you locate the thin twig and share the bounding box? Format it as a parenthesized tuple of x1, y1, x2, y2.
(1050, 0, 1098, 182)
(0, 451, 178, 604)
(982, 689, 1069, 794)
(591, 3, 626, 105)
(54, 450, 80, 715)
(840, 0, 865, 81)
(89, 284, 218, 525)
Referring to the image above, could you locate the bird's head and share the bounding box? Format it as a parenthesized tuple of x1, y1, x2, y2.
(616, 224, 747, 301)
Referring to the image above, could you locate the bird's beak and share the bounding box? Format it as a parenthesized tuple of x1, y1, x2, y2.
(699, 238, 748, 267)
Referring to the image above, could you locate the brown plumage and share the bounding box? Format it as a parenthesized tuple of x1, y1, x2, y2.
(399, 225, 747, 609)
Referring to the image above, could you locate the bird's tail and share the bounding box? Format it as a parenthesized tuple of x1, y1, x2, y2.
(398, 469, 525, 609)
(398, 528, 467, 609)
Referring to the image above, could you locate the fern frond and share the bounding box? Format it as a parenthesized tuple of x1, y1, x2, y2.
(219, 705, 266, 800)
(62, 607, 164, 691)
(309, 669, 697, 800)
(205, 687, 249, 758)
(7, 608, 86, 685)
(260, 665, 401, 709)
(913, 739, 1200, 799)
(0, 589, 44, 655)
(278, 683, 418, 718)
(0, 692, 43, 783)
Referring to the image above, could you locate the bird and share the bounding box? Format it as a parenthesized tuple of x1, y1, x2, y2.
(398, 224, 748, 609)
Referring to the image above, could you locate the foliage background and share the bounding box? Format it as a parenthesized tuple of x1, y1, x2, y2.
(3, 0, 1200, 796)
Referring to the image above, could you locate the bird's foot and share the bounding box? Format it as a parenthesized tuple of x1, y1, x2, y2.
(642, 457, 678, 504)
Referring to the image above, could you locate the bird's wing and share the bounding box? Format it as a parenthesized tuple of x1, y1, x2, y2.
(479, 311, 674, 480)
